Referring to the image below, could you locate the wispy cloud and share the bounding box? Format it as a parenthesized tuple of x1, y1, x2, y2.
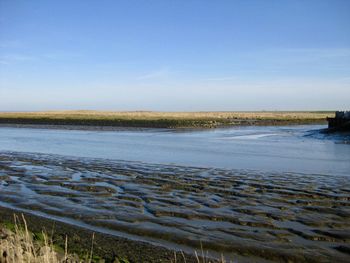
(204, 76, 239, 81)
(137, 69, 171, 80)
(0, 51, 82, 65)
(0, 54, 37, 65)
(248, 47, 350, 65)
(42, 51, 82, 60)
(274, 48, 350, 58)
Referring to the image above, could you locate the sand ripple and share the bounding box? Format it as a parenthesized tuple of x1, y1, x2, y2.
(0, 151, 349, 262)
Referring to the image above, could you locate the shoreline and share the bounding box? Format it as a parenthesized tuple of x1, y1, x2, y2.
(0, 120, 327, 131)
(0, 123, 164, 132)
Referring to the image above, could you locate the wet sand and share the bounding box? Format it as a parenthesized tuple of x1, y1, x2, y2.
(0, 151, 349, 262)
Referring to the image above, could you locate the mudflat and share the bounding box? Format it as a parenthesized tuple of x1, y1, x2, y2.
(0, 151, 349, 262)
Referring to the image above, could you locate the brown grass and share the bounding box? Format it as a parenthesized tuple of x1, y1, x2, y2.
(0, 214, 229, 263)
(0, 215, 86, 263)
(0, 111, 332, 128)
(0, 110, 333, 120)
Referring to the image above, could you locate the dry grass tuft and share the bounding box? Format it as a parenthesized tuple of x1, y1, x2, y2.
(0, 214, 230, 263)
(0, 214, 83, 263)
(171, 243, 232, 263)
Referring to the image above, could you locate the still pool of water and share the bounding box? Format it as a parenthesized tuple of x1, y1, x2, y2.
(0, 125, 349, 176)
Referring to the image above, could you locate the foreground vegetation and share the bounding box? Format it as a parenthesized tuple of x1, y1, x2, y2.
(0, 215, 85, 263)
(0, 111, 332, 128)
(0, 214, 229, 263)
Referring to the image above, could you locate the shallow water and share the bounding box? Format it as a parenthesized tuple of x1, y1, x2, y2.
(0, 125, 349, 262)
(0, 125, 349, 176)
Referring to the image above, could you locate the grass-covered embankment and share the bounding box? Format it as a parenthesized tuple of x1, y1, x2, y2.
(0, 111, 332, 129)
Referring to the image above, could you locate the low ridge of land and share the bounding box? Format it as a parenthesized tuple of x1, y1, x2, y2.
(0, 111, 332, 128)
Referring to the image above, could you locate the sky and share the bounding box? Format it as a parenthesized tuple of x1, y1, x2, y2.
(0, 0, 349, 111)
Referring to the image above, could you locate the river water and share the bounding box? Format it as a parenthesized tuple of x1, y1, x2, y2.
(0, 125, 349, 262)
(0, 125, 349, 176)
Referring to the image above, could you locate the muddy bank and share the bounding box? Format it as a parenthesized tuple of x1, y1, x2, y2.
(0, 205, 200, 263)
(0, 117, 326, 129)
(0, 123, 162, 132)
(0, 151, 349, 262)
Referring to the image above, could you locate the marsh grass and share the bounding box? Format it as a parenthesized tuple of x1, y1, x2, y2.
(171, 247, 231, 263)
(1, 214, 230, 263)
(0, 214, 92, 263)
(0, 111, 332, 128)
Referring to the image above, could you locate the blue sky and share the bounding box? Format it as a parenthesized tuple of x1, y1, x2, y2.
(0, 0, 349, 111)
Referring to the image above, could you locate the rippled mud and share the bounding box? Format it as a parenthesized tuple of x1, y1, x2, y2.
(0, 151, 349, 262)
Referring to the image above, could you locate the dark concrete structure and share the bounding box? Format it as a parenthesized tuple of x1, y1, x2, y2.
(327, 111, 350, 132)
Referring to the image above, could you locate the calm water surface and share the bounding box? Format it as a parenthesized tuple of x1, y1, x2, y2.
(0, 125, 349, 176)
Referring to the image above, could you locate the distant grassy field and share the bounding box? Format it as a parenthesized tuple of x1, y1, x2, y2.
(0, 111, 333, 128)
